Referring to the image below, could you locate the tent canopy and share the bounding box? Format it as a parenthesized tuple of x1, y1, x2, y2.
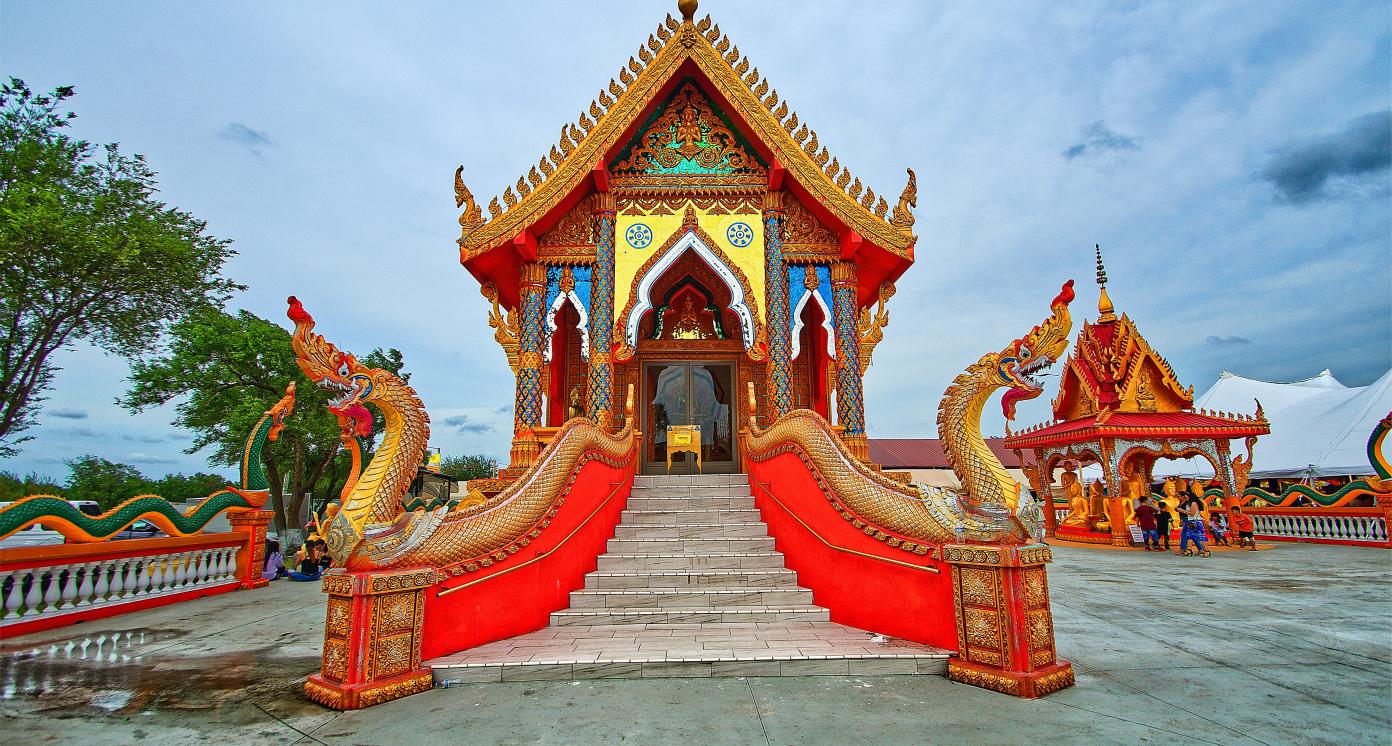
(1153, 368, 1391, 480)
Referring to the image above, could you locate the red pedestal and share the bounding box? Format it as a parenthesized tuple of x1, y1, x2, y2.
(943, 544, 1075, 697)
(303, 567, 434, 710)
(227, 509, 273, 589)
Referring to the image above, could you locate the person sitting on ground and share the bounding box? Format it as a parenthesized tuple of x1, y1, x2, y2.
(1134, 495, 1160, 551)
(288, 543, 325, 581)
(1177, 499, 1211, 557)
(315, 539, 332, 570)
(1208, 511, 1231, 546)
(261, 538, 285, 581)
(1229, 505, 1257, 551)
(1154, 500, 1173, 551)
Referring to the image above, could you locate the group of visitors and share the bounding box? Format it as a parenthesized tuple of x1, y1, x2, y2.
(1131, 495, 1257, 556)
(260, 536, 333, 582)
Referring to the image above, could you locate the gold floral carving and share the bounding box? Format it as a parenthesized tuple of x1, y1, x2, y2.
(376, 592, 415, 633)
(1022, 567, 1048, 608)
(323, 639, 349, 682)
(619, 195, 761, 216)
(481, 282, 521, 374)
(946, 663, 1020, 696)
(963, 607, 1003, 664)
(960, 568, 996, 607)
(783, 194, 837, 248)
(355, 672, 433, 709)
(372, 634, 413, 679)
(1034, 667, 1076, 696)
(326, 597, 351, 638)
(1026, 610, 1053, 658)
(857, 282, 895, 376)
(538, 195, 595, 248)
(611, 80, 763, 177)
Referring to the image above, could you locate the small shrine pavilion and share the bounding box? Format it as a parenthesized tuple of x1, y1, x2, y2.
(455, 0, 916, 476)
(1004, 248, 1270, 544)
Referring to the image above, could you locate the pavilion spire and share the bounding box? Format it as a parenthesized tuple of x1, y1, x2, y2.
(1094, 243, 1116, 323)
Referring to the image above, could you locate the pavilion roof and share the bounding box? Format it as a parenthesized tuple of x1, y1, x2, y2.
(452, 4, 918, 269)
(1003, 410, 1269, 450)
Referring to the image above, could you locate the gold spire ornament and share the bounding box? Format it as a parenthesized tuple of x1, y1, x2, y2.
(1095, 243, 1117, 322)
(679, 0, 698, 22)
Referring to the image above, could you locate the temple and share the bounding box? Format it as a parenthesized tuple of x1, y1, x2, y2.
(455, 3, 915, 475)
(1005, 247, 1270, 544)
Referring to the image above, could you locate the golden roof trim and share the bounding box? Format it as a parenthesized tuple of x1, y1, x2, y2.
(455, 11, 917, 260)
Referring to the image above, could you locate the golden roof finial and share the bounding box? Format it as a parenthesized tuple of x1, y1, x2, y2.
(679, 0, 698, 22)
(1095, 243, 1117, 322)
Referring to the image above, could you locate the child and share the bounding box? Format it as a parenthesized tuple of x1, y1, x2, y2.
(1208, 511, 1231, 546)
(1134, 495, 1160, 551)
(1230, 505, 1256, 550)
(1154, 501, 1173, 551)
(1178, 500, 1211, 557)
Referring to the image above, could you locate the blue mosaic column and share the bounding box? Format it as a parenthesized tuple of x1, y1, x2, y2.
(514, 262, 547, 435)
(588, 194, 616, 428)
(763, 192, 793, 419)
(831, 261, 866, 440)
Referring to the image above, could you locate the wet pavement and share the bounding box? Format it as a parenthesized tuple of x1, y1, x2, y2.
(2, 542, 1388, 745)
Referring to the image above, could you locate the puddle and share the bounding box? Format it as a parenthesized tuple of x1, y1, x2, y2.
(1, 627, 321, 719)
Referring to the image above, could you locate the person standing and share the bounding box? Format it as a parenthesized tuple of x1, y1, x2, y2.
(1230, 506, 1257, 550)
(1134, 495, 1160, 551)
(1178, 499, 1211, 557)
(1154, 500, 1173, 551)
(1208, 511, 1231, 546)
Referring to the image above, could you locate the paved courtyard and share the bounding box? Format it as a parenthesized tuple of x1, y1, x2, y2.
(2, 541, 1388, 745)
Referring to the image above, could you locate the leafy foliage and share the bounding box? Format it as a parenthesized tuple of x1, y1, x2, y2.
(0, 470, 64, 501)
(1, 460, 234, 509)
(439, 453, 499, 481)
(0, 79, 240, 456)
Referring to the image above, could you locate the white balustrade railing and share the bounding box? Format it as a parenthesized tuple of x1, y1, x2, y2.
(1250, 510, 1390, 546)
(1, 543, 240, 627)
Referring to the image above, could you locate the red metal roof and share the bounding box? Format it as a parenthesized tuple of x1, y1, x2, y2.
(869, 438, 1024, 469)
(1003, 411, 1269, 449)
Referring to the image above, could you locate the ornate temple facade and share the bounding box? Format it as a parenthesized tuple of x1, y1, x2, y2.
(455, 6, 915, 475)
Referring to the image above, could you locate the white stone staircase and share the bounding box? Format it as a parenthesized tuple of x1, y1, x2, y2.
(428, 474, 951, 683)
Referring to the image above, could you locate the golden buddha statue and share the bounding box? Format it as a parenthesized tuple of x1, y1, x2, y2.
(1059, 464, 1090, 528)
(669, 295, 709, 340)
(1088, 480, 1109, 531)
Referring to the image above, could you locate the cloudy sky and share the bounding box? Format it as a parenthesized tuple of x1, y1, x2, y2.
(4, 1, 1389, 481)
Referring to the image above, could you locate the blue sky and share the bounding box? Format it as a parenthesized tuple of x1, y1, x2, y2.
(3, 1, 1389, 481)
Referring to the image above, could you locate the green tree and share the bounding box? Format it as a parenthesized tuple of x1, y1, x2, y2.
(439, 453, 498, 481)
(121, 305, 407, 541)
(0, 80, 241, 457)
(63, 455, 150, 509)
(0, 470, 65, 501)
(152, 472, 230, 503)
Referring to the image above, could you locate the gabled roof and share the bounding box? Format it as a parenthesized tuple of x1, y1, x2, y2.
(453, 5, 918, 267)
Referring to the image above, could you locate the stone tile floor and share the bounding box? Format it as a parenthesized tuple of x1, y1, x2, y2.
(1, 541, 1388, 745)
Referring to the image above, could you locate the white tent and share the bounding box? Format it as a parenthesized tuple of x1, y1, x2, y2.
(1154, 368, 1391, 480)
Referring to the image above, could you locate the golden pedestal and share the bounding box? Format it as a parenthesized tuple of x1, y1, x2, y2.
(943, 544, 1075, 697)
(304, 567, 434, 710)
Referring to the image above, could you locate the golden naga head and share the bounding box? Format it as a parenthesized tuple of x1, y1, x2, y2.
(287, 296, 378, 437)
(998, 280, 1075, 420)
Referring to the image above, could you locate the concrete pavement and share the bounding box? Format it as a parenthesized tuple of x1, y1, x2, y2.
(3, 542, 1388, 745)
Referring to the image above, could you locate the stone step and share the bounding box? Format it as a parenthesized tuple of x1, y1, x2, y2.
(634, 475, 749, 488)
(630, 485, 752, 498)
(569, 587, 813, 609)
(585, 568, 798, 589)
(614, 522, 768, 540)
(549, 606, 832, 627)
(427, 621, 952, 684)
(626, 496, 757, 511)
(605, 537, 777, 554)
(596, 552, 787, 571)
(620, 508, 763, 525)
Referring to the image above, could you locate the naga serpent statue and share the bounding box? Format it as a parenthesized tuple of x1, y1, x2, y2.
(0, 383, 296, 542)
(746, 280, 1075, 546)
(288, 297, 636, 572)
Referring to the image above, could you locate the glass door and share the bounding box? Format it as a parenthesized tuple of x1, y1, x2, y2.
(644, 362, 735, 473)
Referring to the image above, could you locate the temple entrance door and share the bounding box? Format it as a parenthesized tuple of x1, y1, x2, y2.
(642, 361, 736, 474)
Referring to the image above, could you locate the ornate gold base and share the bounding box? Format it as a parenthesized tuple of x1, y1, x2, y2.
(947, 658, 1075, 698)
(304, 669, 432, 710)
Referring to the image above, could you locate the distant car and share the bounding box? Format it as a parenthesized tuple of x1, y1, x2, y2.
(112, 519, 164, 541)
(0, 522, 65, 549)
(68, 500, 102, 517)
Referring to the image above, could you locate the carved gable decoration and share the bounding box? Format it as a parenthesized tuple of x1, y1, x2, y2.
(610, 79, 766, 181)
(1051, 315, 1194, 420)
(783, 194, 838, 251)
(538, 194, 595, 253)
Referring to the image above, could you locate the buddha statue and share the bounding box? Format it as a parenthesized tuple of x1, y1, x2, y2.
(1059, 464, 1090, 528)
(1088, 480, 1109, 531)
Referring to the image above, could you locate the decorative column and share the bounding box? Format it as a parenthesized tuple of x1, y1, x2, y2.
(943, 544, 1075, 698)
(588, 193, 616, 428)
(227, 509, 273, 589)
(831, 261, 868, 460)
(304, 568, 434, 710)
(763, 192, 793, 419)
(510, 262, 547, 470)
